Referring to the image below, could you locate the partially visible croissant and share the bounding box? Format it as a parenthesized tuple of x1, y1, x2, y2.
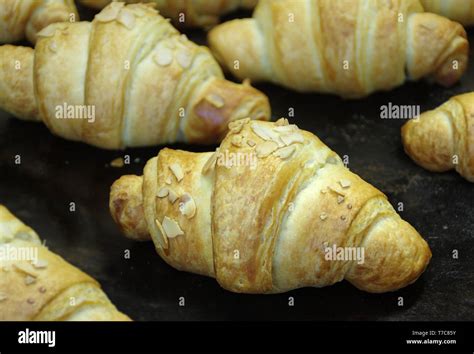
(402, 92, 474, 182)
(79, 0, 257, 28)
(209, 0, 469, 98)
(0, 2, 270, 149)
(0, 205, 130, 321)
(0, 0, 78, 44)
(421, 0, 474, 26)
(110, 118, 431, 294)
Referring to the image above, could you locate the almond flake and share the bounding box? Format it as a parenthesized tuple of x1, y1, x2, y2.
(154, 219, 169, 249)
(168, 188, 178, 204)
(117, 9, 136, 29)
(25, 275, 36, 285)
(337, 195, 345, 204)
(273, 145, 296, 160)
(154, 47, 173, 66)
(256, 141, 278, 158)
(157, 187, 169, 198)
(251, 123, 279, 141)
(275, 118, 289, 126)
(169, 163, 184, 182)
(95, 2, 124, 22)
(231, 135, 243, 147)
(320, 213, 328, 221)
(247, 139, 256, 147)
(202, 151, 218, 174)
(162, 217, 184, 238)
(37, 25, 57, 38)
(32, 259, 48, 269)
(339, 179, 351, 188)
(176, 49, 193, 69)
(14, 263, 38, 277)
(165, 176, 172, 185)
(49, 41, 58, 53)
(228, 118, 249, 134)
(206, 94, 225, 108)
(179, 193, 196, 219)
(280, 132, 305, 146)
(326, 156, 339, 165)
(273, 125, 297, 133)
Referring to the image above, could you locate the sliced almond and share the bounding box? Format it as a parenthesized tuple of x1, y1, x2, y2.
(231, 135, 243, 147)
(169, 163, 184, 182)
(176, 49, 193, 69)
(273, 124, 297, 133)
(202, 151, 218, 175)
(14, 263, 38, 277)
(162, 216, 184, 238)
(37, 25, 57, 38)
(49, 41, 58, 53)
(154, 219, 168, 249)
(157, 187, 169, 198)
(179, 193, 196, 219)
(337, 195, 345, 204)
(256, 141, 278, 158)
(32, 259, 48, 269)
(247, 139, 256, 147)
(117, 8, 136, 29)
(206, 93, 225, 108)
(339, 179, 352, 189)
(25, 275, 36, 285)
(320, 213, 328, 221)
(275, 118, 289, 126)
(280, 132, 305, 146)
(228, 118, 250, 134)
(165, 176, 172, 185)
(168, 188, 179, 204)
(326, 156, 339, 165)
(95, 2, 124, 22)
(251, 123, 279, 141)
(273, 145, 296, 160)
(154, 47, 173, 67)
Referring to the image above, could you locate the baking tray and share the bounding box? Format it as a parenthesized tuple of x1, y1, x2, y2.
(0, 5, 473, 321)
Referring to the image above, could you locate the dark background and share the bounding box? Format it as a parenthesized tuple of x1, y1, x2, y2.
(0, 5, 472, 321)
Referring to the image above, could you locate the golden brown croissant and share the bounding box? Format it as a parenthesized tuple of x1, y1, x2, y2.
(421, 0, 474, 26)
(0, 0, 78, 44)
(79, 0, 257, 28)
(110, 118, 432, 294)
(208, 0, 469, 98)
(0, 2, 270, 149)
(0, 205, 130, 321)
(402, 92, 474, 182)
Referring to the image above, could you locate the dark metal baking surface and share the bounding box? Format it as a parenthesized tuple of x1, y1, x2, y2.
(0, 7, 473, 321)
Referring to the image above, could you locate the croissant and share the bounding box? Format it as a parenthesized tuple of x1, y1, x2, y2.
(208, 0, 469, 98)
(401, 92, 474, 182)
(110, 118, 432, 294)
(0, 205, 130, 321)
(0, 0, 78, 44)
(0, 2, 270, 149)
(421, 0, 474, 26)
(79, 0, 257, 28)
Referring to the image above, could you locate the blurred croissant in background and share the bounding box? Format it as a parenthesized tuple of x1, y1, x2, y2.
(79, 0, 257, 27)
(0, 0, 78, 44)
